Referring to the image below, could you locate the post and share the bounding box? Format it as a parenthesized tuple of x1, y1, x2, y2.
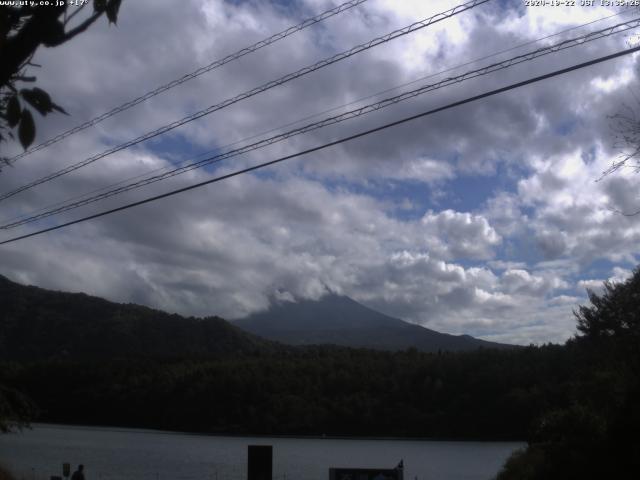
(247, 445, 272, 480)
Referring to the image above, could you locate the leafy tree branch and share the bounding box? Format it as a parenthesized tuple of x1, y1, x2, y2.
(0, 0, 123, 170)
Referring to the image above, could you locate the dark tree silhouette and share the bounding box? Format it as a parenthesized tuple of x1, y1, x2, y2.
(608, 102, 640, 175)
(0, 0, 123, 169)
(575, 267, 640, 339)
(497, 268, 640, 479)
(0, 384, 37, 433)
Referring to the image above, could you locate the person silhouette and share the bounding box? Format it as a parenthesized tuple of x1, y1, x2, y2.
(71, 465, 85, 480)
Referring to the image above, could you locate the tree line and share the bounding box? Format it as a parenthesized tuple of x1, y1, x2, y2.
(0, 343, 574, 440)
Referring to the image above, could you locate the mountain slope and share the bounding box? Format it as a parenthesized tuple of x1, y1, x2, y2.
(234, 293, 514, 352)
(0, 275, 272, 361)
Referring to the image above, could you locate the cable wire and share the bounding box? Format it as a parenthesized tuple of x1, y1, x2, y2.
(0, 0, 491, 203)
(2, 9, 627, 228)
(3, 8, 626, 227)
(6, 0, 371, 163)
(3, 15, 639, 230)
(2, 44, 638, 246)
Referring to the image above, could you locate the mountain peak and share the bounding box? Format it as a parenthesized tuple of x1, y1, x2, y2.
(234, 293, 514, 352)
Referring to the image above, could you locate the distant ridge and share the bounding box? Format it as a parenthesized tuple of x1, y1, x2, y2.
(0, 274, 272, 361)
(0, 274, 513, 361)
(234, 293, 514, 352)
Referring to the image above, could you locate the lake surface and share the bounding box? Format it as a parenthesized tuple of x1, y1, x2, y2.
(0, 424, 523, 480)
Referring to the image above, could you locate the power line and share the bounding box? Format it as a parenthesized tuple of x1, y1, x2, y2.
(6, 0, 371, 163)
(2, 10, 626, 229)
(0, 0, 491, 203)
(2, 44, 638, 246)
(3, 8, 626, 227)
(4, 15, 639, 230)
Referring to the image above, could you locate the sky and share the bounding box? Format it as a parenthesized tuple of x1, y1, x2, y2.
(1, 0, 640, 345)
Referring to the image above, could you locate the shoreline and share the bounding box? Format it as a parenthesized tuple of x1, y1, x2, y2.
(28, 422, 525, 444)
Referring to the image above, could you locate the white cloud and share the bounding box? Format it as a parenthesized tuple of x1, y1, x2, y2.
(421, 209, 501, 259)
(501, 269, 567, 296)
(1, 0, 639, 346)
(387, 157, 455, 184)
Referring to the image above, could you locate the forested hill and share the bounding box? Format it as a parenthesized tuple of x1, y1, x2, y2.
(0, 274, 511, 362)
(234, 293, 514, 352)
(0, 275, 273, 361)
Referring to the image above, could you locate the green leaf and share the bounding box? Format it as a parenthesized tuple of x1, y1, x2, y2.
(18, 109, 35, 150)
(20, 88, 68, 116)
(105, 0, 122, 24)
(7, 96, 21, 128)
(52, 103, 69, 115)
(20, 88, 53, 116)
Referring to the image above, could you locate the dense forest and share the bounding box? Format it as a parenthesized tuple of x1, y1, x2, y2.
(1, 345, 570, 439)
(0, 269, 639, 478)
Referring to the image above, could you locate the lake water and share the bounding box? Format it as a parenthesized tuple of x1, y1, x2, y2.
(0, 424, 523, 480)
